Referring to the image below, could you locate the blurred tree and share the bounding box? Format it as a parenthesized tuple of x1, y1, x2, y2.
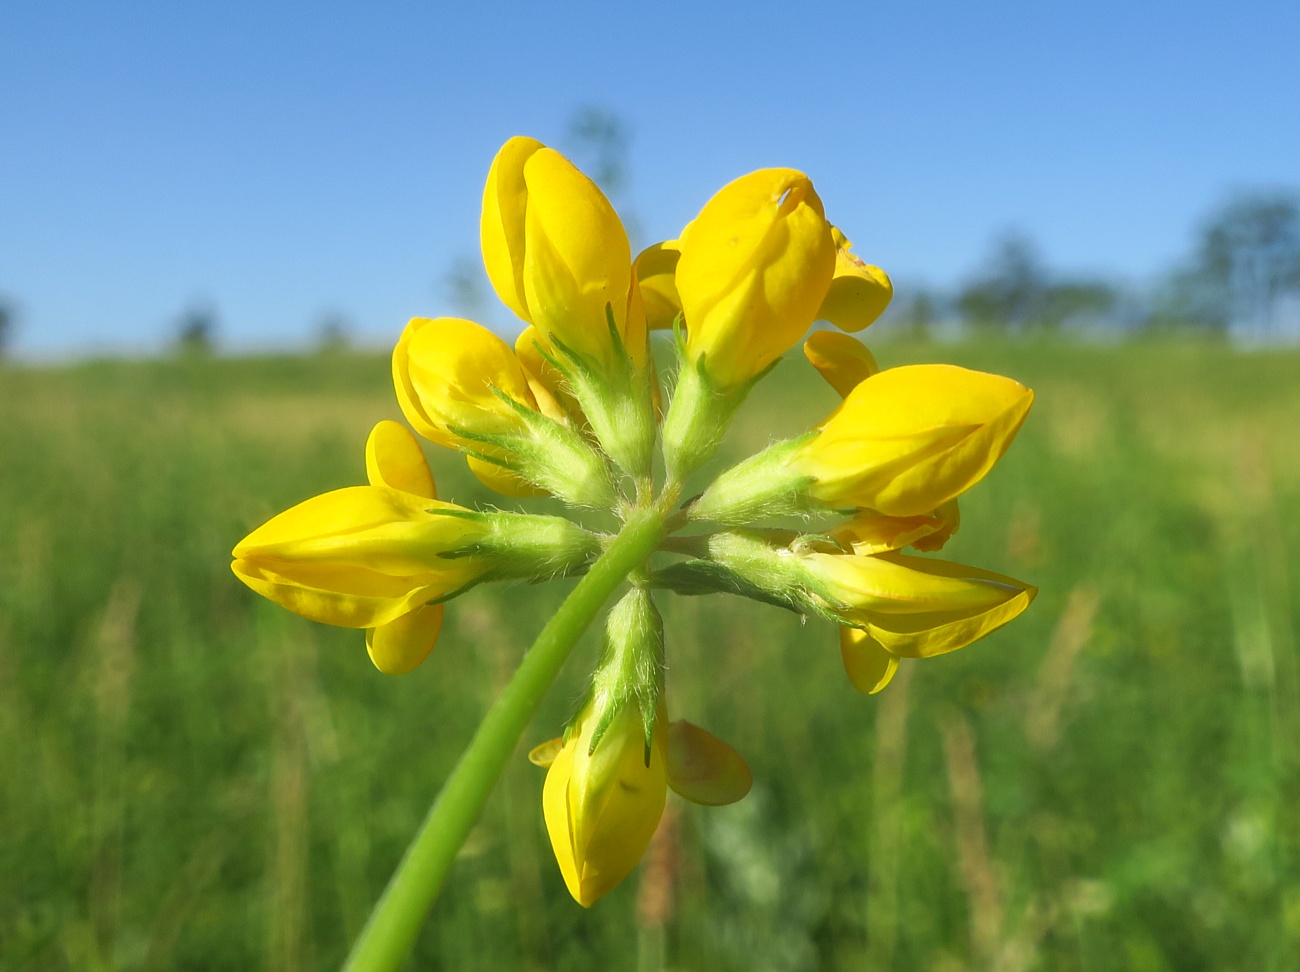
(958, 232, 1119, 333)
(1191, 191, 1300, 336)
(315, 313, 352, 354)
(893, 287, 939, 339)
(0, 296, 15, 357)
(174, 301, 218, 356)
(1043, 280, 1119, 329)
(956, 233, 1050, 332)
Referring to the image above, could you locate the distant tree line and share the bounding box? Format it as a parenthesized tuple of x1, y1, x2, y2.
(892, 190, 1300, 340)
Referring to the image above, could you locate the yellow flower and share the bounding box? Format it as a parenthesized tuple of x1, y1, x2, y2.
(815, 226, 893, 333)
(231, 484, 488, 630)
(480, 136, 640, 370)
(393, 316, 616, 506)
(392, 316, 545, 497)
(675, 168, 836, 390)
(690, 363, 1032, 524)
(799, 364, 1034, 516)
(657, 530, 1033, 665)
(804, 549, 1032, 639)
(832, 553, 1037, 694)
(534, 702, 751, 907)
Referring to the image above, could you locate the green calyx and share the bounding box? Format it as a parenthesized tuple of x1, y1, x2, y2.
(652, 530, 849, 625)
(461, 512, 603, 582)
(688, 434, 819, 525)
(660, 325, 784, 485)
(541, 307, 658, 484)
(569, 585, 665, 764)
(453, 389, 618, 509)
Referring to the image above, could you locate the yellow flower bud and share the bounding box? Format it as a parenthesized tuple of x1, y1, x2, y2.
(806, 549, 1020, 619)
(806, 550, 1036, 658)
(392, 317, 542, 497)
(480, 137, 638, 369)
(543, 701, 668, 907)
(231, 486, 489, 629)
(393, 316, 537, 450)
(393, 316, 616, 506)
(690, 363, 1032, 525)
(799, 364, 1034, 516)
(538, 705, 751, 907)
(658, 530, 1033, 662)
(675, 168, 836, 390)
(815, 227, 893, 333)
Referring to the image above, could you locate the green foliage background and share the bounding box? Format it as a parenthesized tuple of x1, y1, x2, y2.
(2, 339, 1299, 970)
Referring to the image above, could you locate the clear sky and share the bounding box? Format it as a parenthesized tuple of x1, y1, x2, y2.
(2, 1, 1298, 356)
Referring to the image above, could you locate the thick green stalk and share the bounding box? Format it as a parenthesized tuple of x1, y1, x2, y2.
(341, 507, 667, 972)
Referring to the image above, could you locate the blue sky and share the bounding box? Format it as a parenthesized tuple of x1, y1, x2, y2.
(2, 1, 1298, 355)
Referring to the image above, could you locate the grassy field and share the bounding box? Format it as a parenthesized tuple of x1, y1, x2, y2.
(2, 337, 1299, 971)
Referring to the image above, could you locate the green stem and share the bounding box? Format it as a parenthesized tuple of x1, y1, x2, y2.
(341, 507, 668, 972)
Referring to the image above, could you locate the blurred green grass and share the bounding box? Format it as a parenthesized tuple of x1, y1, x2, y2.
(2, 338, 1298, 971)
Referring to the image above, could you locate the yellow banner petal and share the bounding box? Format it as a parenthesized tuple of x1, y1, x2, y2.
(365, 420, 436, 499)
(481, 136, 543, 323)
(366, 603, 443, 675)
(816, 228, 893, 333)
(803, 330, 880, 398)
(839, 627, 898, 694)
(676, 168, 836, 389)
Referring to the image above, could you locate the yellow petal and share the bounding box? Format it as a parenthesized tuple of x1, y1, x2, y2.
(816, 228, 893, 332)
(803, 330, 879, 398)
(831, 501, 960, 555)
(543, 703, 667, 907)
(801, 364, 1034, 516)
(522, 148, 633, 368)
(529, 737, 564, 768)
(365, 420, 436, 499)
(856, 556, 1036, 658)
(634, 240, 682, 331)
(392, 316, 538, 449)
(839, 627, 898, 694)
(481, 136, 544, 322)
(465, 455, 547, 498)
(233, 486, 483, 574)
(676, 168, 836, 389)
(366, 603, 443, 675)
(666, 720, 753, 806)
(542, 742, 585, 904)
(808, 549, 1023, 617)
(231, 558, 459, 629)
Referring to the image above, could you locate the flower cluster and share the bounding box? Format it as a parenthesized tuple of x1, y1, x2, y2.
(232, 136, 1035, 907)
